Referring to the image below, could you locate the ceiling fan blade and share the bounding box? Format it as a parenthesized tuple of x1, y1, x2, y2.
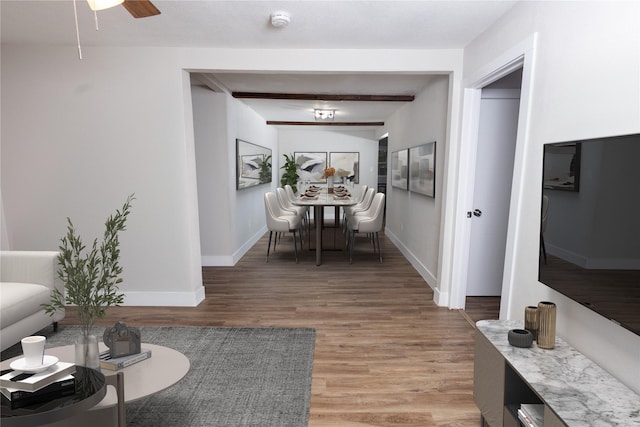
(122, 0, 160, 18)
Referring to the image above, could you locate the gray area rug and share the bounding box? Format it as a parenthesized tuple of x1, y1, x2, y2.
(2, 326, 316, 427)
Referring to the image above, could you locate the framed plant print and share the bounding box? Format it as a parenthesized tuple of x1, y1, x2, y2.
(241, 154, 264, 179)
(409, 142, 436, 197)
(390, 149, 408, 190)
(236, 139, 272, 190)
(329, 152, 359, 184)
(294, 152, 327, 183)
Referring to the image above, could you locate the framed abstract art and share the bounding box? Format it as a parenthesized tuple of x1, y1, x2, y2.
(408, 142, 436, 197)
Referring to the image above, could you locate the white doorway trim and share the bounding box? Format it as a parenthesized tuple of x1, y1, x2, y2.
(446, 34, 538, 315)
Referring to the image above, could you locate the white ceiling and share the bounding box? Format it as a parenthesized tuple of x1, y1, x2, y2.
(1, 0, 519, 127)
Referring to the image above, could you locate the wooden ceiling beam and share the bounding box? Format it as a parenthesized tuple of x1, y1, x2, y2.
(266, 121, 385, 126)
(233, 92, 414, 102)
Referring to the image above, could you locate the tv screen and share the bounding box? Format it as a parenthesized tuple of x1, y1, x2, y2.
(539, 133, 640, 336)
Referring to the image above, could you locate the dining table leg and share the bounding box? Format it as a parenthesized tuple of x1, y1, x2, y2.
(315, 205, 322, 265)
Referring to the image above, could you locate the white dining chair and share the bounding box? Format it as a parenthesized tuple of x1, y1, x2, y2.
(276, 187, 307, 242)
(346, 192, 385, 264)
(343, 187, 375, 234)
(355, 185, 369, 203)
(284, 184, 310, 226)
(264, 192, 302, 263)
(344, 187, 375, 218)
(340, 184, 367, 225)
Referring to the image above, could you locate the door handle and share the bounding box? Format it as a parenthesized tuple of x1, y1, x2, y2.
(467, 209, 483, 218)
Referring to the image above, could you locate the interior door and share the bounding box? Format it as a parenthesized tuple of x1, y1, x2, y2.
(465, 89, 520, 296)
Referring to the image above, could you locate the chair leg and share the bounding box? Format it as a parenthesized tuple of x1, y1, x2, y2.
(293, 230, 299, 263)
(299, 223, 305, 245)
(375, 232, 382, 263)
(349, 229, 356, 264)
(266, 231, 273, 262)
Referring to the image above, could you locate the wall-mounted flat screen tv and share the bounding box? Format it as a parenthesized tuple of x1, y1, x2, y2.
(539, 133, 640, 336)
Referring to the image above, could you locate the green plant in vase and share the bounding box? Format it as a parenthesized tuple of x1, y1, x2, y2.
(44, 194, 135, 368)
(280, 153, 300, 193)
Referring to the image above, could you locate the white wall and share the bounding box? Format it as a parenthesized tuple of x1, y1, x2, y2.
(462, 1, 640, 392)
(193, 86, 278, 266)
(226, 94, 279, 263)
(0, 194, 9, 250)
(192, 87, 233, 261)
(1, 46, 205, 307)
(381, 76, 450, 299)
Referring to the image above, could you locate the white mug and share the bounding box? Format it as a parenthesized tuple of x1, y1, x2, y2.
(21, 336, 46, 366)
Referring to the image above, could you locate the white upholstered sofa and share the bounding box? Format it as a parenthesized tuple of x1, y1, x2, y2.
(0, 251, 65, 351)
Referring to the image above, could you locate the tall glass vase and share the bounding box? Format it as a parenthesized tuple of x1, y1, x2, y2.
(75, 333, 100, 370)
(327, 176, 334, 193)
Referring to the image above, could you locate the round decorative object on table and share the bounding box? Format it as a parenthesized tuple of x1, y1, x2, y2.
(537, 301, 557, 349)
(508, 329, 534, 348)
(103, 322, 141, 358)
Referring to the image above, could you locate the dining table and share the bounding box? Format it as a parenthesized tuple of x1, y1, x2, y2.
(292, 186, 357, 265)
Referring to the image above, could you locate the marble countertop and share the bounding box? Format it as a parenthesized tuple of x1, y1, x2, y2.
(476, 320, 640, 426)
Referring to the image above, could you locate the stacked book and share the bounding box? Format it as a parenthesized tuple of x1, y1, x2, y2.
(99, 348, 152, 370)
(517, 403, 544, 427)
(1, 362, 76, 409)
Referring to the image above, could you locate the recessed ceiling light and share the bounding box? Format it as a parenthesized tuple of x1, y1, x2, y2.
(270, 11, 290, 28)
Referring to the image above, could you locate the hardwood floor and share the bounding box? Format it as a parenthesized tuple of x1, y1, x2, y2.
(463, 296, 500, 324)
(60, 229, 499, 426)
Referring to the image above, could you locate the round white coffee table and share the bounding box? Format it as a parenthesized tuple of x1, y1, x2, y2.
(1, 343, 189, 427)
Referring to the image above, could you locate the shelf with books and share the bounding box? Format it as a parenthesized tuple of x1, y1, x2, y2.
(518, 404, 544, 427)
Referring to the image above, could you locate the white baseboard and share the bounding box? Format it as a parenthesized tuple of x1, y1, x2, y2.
(121, 286, 205, 307)
(433, 288, 449, 307)
(201, 255, 234, 266)
(384, 227, 444, 305)
(201, 226, 267, 267)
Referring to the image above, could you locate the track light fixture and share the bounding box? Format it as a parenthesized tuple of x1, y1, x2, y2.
(314, 109, 335, 121)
